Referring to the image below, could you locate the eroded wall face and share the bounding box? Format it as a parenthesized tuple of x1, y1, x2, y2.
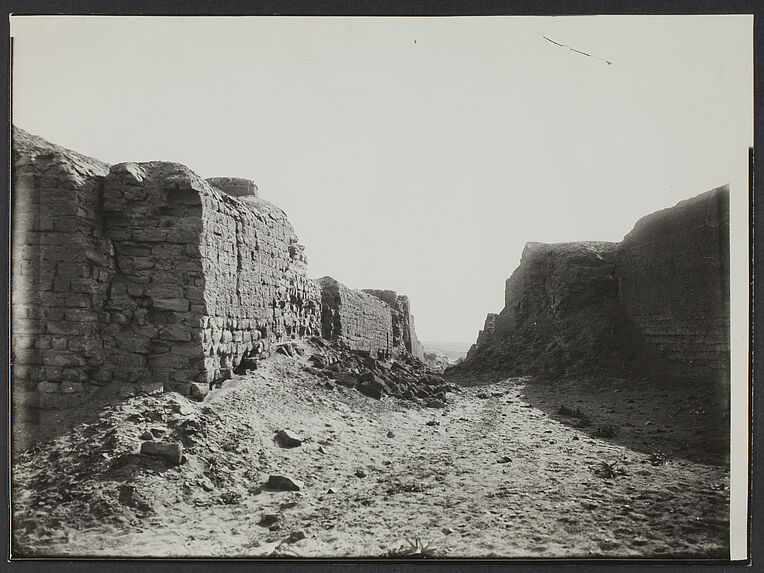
(616, 187, 730, 371)
(455, 187, 731, 378)
(12, 129, 113, 411)
(12, 129, 322, 414)
(101, 162, 208, 397)
(466, 313, 498, 360)
(393, 295, 425, 360)
(319, 278, 393, 356)
(101, 162, 323, 395)
(362, 290, 425, 359)
(198, 185, 321, 383)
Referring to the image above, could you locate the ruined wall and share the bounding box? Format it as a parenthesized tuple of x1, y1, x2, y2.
(206, 177, 259, 199)
(11, 128, 113, 412)
(407, 312, 425, 361)
(198, 177, 321, 380)
(99, 162, 206, 398)
(362, 289, 425, 360)
(12, 128, 320, 413)
(449, 187, 731, 380)
(100, 162, 321, 397)
(616, 187, 730, 370)
(465, 313, 497, 361)
(490, 241, 637, 377)
(318, 277, 393, 356)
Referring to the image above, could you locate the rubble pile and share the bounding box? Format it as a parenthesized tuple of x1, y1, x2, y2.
(284, 338, 458, 408)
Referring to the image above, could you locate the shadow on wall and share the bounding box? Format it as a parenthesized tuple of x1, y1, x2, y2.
(447, 186, 730, 386)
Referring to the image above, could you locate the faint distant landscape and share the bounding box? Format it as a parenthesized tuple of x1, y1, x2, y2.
(422, 341, 471, 362)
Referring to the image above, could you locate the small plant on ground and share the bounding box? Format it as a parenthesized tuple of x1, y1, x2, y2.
(593, 460, 627, 479)
(556, 405, 591, 427)
(385, 538, 439, 558)
(385, 481, 427, 495)
(648, 450, 671, 466)
(593, 424, 617, 438)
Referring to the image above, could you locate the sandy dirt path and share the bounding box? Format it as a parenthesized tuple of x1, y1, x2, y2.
(13, 353, 729, 558)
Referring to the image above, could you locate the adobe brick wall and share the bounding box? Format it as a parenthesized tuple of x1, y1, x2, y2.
(362, 289, 425, 360)
(449, 187, 731, 379)
(206, 177, 259, 199)
(317, 277, 394, 356)
(11, 128, 113, 412)
(100, 161, 322, 398)
(12, 128, 321, 413)
(616, 186, 730, 371)
(465, 313, 497, 361)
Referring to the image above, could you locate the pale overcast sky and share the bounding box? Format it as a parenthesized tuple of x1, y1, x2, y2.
(11, 15, 752, 344)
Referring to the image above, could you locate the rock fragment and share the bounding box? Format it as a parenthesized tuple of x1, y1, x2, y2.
(357, 379, 384, 399)
(286, 531, 306, 544)
(266, 475, 304, 491)
(139, 441, 183, 465)
(275, 429, 303, 448)
(258, 514, 279, 527)
(335, 373, 357, 388)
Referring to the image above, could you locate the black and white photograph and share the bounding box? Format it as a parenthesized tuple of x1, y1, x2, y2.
(8, 14, 752, 560)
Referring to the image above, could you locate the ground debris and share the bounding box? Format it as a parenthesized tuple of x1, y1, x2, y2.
(12, 356, 730, 559)
(140, 441, 183, 465)
(275, 429, 303, 448)
(266, 475, 304, 491)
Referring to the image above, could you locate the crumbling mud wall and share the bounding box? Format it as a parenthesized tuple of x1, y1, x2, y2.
(100, 162, 321, 398)
(206, 177, 259, 199)
(616, 187, 730, 371)
(11, 128, 320, 415)
(317, 277, 393, 356)
(448, 187, 731, 380)
(11, 128, 114, 412)
(465, 313, 497, 361)
(363, 289, 425, 360)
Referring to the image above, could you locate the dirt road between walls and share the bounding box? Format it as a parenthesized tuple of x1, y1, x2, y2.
(13, 351, 729, 559)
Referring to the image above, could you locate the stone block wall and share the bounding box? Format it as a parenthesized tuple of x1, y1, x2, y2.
(318, 277, 393, 356)
(616, 186, 730, 370)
